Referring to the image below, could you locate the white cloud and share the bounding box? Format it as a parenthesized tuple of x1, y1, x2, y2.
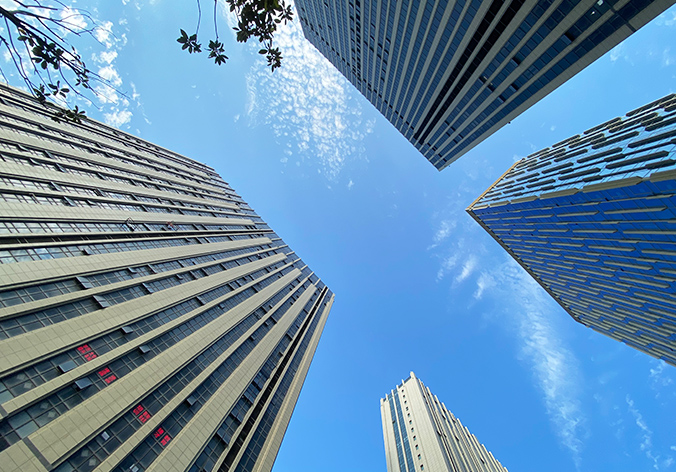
(609, 43, 632, 64)
(486, 260, 587, 467)
(433, 220, 456, 245)
(98, 65, 123, 87)
(626, 395, 660, 469)
(243, 4, 373, 181)
(474, 271, 495, 300)
(104, 109, 132, 127)
(436, 253, 459, 281)
(454, 255, 477, 284)
(85, 18, 136, 128)
(98, 50, 118, 65)
(60, 6, 88, 31)
(94, 85, 120, 104)
(347, 179, 354, 190)
(656, 10, 676, 27)
(610, 44, 623, 62)
(648, 359, 676, 407)
(428, 178, 585, 467)
(650, 360, 673, 389)
(95, 21, 114, 46)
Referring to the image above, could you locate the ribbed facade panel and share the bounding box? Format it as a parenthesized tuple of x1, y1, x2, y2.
(468, 93, 676, 365)
(380, 373, 507, 472)
(0, 84, 334, 472)
(295, 0, 675, 170)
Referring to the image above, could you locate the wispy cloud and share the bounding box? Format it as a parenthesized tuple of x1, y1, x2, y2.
(94, 20, 115, 46)
(648, 360, 675, 404)
(429, 195, 586, 467)
(436, 253, 459, 281)
(663, 47, 675, 67)
(610, 43, 626, 63)
(454, 255, 477, 284)
(499, 261, 587, 468)
(433, 220, 455, 244)
(656, 10, 676, 27)
(243, 5, 374, 181)
(60, 6, 88, 31)
(86, 16, 135, 127)
(461, 259, 587, 467)
(473, 271, 495, 300)
(433, 227, 485, 283)
(103, 109, 132, 127)
(626, 395, 660, 469)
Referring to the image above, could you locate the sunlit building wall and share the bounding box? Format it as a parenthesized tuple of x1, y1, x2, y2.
(468, 93, 676, 365)
(381, 372, 508, 472)
(0, 84, 334, 472)
(295, 0, 675, 170)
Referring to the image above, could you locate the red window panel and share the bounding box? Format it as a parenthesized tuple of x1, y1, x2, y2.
(160, 434, 172, 447)
(153, 428, 165, 439)
(103, 374, 117, 384)
(97, 367, 117, 384)
(77, 344, 98, 361)
(132, 405, 144, 416)
(77, 345, 92, 354)
(138, 411, 151, 424)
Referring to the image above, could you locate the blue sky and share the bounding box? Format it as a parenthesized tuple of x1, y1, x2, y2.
(4, 1, 676, 471)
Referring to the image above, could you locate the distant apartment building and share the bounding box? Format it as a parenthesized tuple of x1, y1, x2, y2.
(468, 93, 676, 365)
(381, 372, 508, 472)
(296, 0, 675, 169)
(0, 83, 334, 472)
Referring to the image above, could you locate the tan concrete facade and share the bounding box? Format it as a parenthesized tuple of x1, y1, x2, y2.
(0, 84, 333, 472)
(381, 373, 507, 472)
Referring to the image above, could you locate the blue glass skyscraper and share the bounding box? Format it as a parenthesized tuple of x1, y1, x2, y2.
(468, 94, 676, 365)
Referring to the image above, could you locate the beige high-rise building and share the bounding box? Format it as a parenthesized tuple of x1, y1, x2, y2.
(381, 373, 507, 472)
(0, 84, 333, 472)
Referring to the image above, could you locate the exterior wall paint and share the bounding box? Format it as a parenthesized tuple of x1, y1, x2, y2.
(380, 373, 508, 472)
(0, 84, 333, 472)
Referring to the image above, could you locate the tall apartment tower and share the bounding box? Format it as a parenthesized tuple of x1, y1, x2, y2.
(468, 93, 676, 366)
(381, 373, 507, 472)
(295, 0, 675, 170)
(0, 84, 334, 472)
